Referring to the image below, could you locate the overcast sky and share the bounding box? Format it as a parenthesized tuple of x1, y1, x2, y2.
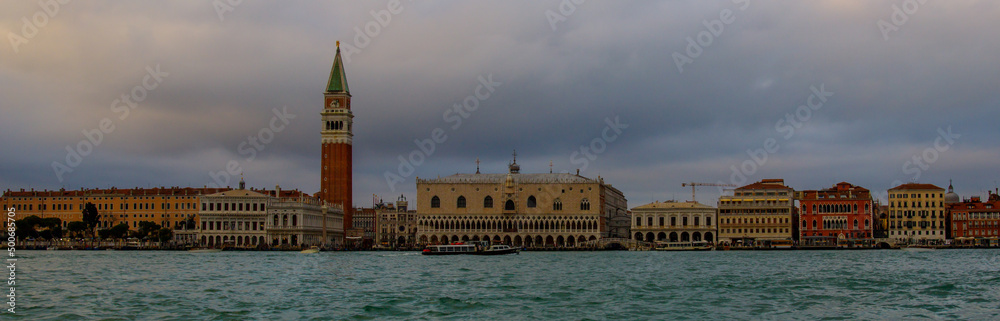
(3, 1, 999, 208)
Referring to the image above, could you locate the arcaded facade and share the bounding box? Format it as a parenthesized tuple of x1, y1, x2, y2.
(415, 160, 628, 248)
(631, 201, 717, 243)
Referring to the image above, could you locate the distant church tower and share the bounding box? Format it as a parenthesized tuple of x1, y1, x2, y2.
(320, 42, 353, 231)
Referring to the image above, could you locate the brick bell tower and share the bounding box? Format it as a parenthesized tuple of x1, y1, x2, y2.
(321, 41, 353, 231)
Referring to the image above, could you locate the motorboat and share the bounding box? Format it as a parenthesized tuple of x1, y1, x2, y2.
(422, 241, 519, 255)
(300, 246, 321, 254)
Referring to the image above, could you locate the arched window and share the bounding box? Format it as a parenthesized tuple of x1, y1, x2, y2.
(273, 215, 278, 226)
(431, 196, 440, 208)
(580, 199, 590, 211)
(553, 199, 562, 210)
(504, 200, 515, 211)
(457, 196, 467, 208)
(483, 196, 493, 208)
(282, 215, 288, 226)
(527, 196, 537, 208)
(292, 215, 298, 226)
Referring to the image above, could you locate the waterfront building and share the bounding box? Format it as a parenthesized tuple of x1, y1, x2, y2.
(266, 193, 344, 248)
(318, 42, 354, 232)
(873, 204, 889, 239)
(415, 156, 628, 247)
(197, 181, 344, 248)
(887, 183, 945, 243)
(717, 179, 795, 245)
(630, 201, 717, 243)
(375, 195, 418, 248)
(197, 181, 271, 248)
(2, 186, 224, 233)
(796, 182, 874, 245)
(948, 191, 1000, 243)
(352, 208, 377, 248)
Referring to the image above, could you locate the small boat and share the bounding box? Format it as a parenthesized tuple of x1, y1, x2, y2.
(301, 246, 321, 254)
(422, 242, 519, 255)
(46, 246, 58, 251)
(187, 248, 223, 253)
(654, 241, 713, 251)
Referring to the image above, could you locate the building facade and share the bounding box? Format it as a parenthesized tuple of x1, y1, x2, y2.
(375, 195, 418, 248)
(2, 186, 224, 233)
(630, 201, 717, 243)
(319, 42, 354, 233)
(948, 192, 1000, 240)
(415, 158, 628, 248)
(197, 183, 344, 248)
(717, 179, 795, 245)
(797, 182, 874, 244)
(887, 183, 945, 243)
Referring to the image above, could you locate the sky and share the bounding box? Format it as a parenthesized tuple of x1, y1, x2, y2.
(2, 1, 999, 208)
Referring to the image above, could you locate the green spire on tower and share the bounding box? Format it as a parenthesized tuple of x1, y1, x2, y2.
(326, 41, 350, 93)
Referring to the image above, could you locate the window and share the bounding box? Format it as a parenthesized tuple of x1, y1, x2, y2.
(553, 199, 563, 211)
(483, 196, 493, 208)
(505, 200, 515, 211)
(647, 217, 653, 226)
(431, 196, 441, 208)
(580, 199, 590, 211)
(671, 217, 676, 226)
(527, 196, 537, 208)
(636, 217, 641, 226)
(457, 196, 466, 208)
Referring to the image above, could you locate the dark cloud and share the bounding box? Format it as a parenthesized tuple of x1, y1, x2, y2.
(3, 1, 999, 206)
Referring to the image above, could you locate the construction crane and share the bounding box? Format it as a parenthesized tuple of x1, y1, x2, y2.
(681, 182, 737, 203)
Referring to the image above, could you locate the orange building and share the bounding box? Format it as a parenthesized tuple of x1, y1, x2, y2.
(2, 187, 223, 231)
(797, 182, 874, 245)
(948, 192, 1000, 240)
(319, 42, 354, 232)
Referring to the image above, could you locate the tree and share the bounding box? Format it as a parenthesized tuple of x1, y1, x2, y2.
(67, 221, 88, 237)
(137, 221, 161, 239)
(82, 202, 100, 233)
(156, 228, 173, 244)
(98, 229, 112, 240)
(110, 223, 130, 239)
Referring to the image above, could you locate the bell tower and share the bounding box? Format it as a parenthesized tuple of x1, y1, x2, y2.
(321, 41, 353, 231)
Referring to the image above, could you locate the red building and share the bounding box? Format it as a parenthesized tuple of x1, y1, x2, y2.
(797, 182, 874, 245)
(319, 42, 354, 232)
(948, 192, 1000, 242)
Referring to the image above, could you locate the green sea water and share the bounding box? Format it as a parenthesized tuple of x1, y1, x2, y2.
(9, 249, 1000, 320)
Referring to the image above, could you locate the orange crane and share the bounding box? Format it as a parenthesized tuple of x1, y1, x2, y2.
(681, 182, 737, 203)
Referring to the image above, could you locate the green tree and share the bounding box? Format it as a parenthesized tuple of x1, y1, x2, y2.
(97, 229, 112, 240)
(156, 228, 173, 243)
(67, 221, 88, 237)
(82, 202, 100, 234)
(137, 221, 161, 239)
(110, 223, 130, 239)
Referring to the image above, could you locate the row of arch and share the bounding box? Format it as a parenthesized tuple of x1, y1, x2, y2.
(802, 219, 869, 230)
(419, 234, 598, 247)
(201, 235, 267, 246)
(430, 195, 590, 211)
(809, 203, 869, 214)
(272, 214, 297, 227)
(633, 231, 714, 243)
(419, 217, 599, 233)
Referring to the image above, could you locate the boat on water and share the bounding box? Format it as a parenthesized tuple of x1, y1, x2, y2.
(46, 246, 58, 251)
(654, 241, 713, 251)
(300, 246, 321, 254)
(422, 242, 519, 255)
(187, 248, 223, 253)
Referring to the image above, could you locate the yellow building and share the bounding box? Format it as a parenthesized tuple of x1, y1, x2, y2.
(887, 183, 945, 243)
(717, 179, 795, 245)
(415, 158, 628, 248)
(631, 201, 717, 243)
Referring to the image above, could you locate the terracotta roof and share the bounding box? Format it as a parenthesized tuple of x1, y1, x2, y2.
(736, 182, 791, 190)
(889, 183, 943, 191)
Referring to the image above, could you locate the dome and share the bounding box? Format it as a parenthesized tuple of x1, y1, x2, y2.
(945, 180, 960, 204)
